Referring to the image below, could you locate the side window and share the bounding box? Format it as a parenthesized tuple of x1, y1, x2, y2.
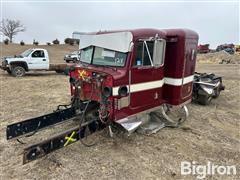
(32, 50, 45, 58)
(133, 41, 154, 66)
(134, 42, 144, 66)
(153, 39, 166, 66)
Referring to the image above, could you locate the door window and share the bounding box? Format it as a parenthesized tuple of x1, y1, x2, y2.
(133, 41, 154, 66)
(133, 39, 165, 67)
(32, 50, 45, 58)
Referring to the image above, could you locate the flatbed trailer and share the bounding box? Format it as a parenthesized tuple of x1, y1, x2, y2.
(49, 63, 72, 73)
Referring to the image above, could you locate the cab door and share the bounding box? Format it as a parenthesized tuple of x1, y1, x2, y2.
(130, 39, 165, 110)
(28, 50, 49, 70)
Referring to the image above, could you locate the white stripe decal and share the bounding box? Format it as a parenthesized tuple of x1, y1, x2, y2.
(112, 75, 194, 96)
(164, 75, 194, 86)
(131, 80, 164, 93)
(183, 75, 194, 84)
(164, 77, 182, 86)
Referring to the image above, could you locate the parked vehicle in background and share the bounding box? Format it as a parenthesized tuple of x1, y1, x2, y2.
(0, 48, 70, 77)
(64, 50, 80, 63)
(216, 44, 235, 54)
(234, 45, 240, 53)
(197, 44, 210, 53)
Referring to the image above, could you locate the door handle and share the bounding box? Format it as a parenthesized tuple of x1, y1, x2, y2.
(42, 59, 46, 61)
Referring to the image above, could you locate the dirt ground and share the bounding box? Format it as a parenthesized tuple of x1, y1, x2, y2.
(0, 46, 239, 179)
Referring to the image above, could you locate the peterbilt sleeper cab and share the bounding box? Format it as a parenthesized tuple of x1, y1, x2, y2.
(69, 29, 199, 132)
(5, 28, 199, 164)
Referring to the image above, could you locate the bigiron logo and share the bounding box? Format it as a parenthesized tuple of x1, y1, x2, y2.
(180, 161, 237, 179)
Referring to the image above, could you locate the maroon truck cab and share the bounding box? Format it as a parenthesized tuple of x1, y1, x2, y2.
(4, 29, 199, 164)
(70, 29, 198, 125)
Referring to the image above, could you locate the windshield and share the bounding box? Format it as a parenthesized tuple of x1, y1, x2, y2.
(80, 46, 127, 67)
(21, 49, 34, 57)
(80, 46, 93, 64)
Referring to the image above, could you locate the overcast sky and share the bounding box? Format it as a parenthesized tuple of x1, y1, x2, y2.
(1, 0, 239, 48)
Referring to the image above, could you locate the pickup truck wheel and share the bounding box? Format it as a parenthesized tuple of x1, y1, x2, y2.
(7, 69, 12, 74)
(73, 58, 77, 63)
(12, 66, 25, 77)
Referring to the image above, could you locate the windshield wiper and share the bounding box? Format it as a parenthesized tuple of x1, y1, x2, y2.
(79, 61, 90, 67)
(92, 64, 117, 71)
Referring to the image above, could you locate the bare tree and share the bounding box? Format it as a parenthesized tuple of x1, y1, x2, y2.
(0, 19, 26, 43)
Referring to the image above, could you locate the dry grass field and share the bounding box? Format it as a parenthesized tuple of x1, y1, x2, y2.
(197, 51, 240, 64)
(0, 44, 239, 180)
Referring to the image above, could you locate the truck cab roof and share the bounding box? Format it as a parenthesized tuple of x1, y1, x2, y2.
(85, 28, 198, 40)
(78, 28, 198, 52)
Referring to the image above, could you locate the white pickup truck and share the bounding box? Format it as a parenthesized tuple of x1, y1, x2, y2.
(64, 50, 80, 63)
(1, 48, 70, 77)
